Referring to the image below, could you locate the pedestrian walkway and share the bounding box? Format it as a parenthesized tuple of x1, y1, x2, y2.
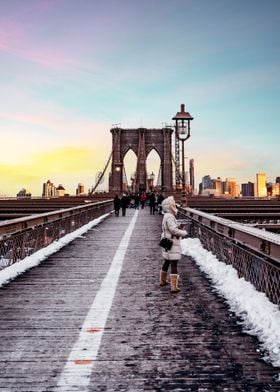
(0, 208, 279, 391)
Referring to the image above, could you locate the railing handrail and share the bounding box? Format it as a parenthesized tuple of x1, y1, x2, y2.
(0, 200, 113, 238)
(178, 206, 280, 264)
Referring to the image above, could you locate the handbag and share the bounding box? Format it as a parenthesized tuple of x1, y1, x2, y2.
(159, 236, 173, 251)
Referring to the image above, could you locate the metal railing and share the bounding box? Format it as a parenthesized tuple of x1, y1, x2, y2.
(178, 206, 280, 306)
(0, 200, 113, 270)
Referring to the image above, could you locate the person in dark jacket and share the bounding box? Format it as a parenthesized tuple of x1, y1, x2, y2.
(121, 193, 129, 216)
(148, 192, 156, 215)
(134, 193, 140, 209)
(113, 194, 121, 216)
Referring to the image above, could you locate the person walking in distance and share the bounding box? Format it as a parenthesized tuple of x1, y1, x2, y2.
(148, 192, 156, 215)
(113, 194, 121, 217)
(140, 193, 147, 209)
(160, 196, 187, 293)
(121, 193, 128, 216)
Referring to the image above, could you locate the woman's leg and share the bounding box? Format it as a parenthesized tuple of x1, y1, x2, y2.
(160, 259, 170, 286)
(161, 259, 170, 272)
(170, 260, 180, 293)
(170, 260, 178, 274)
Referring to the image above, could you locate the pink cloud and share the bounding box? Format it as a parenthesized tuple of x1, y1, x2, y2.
(0, 112, 46, 126)
(22, 47, 74, 69)
(0, 31, 8, 49)
(0, 18, 75, 70)
(20, 0, 66, 15)
(1, 39, 74, 70)
(0, 21, 24, 49)
(35, 0, 60, 13)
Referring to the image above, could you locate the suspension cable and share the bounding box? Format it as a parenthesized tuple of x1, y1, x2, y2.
(89, 150, 113, 195)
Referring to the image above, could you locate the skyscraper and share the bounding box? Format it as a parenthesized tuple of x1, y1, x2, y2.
(201, 175, 213, 190)
(213, 177, 222, 196)
(241, 182, 255, 197)
(256, 173, 267, 197)
(224, 178, 239, 197)
(76, 183, 85, 196)
(189, 159, 195, 194)
(42, 180, 56, 198)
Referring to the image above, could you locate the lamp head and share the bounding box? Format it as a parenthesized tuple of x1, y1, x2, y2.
(178, 123, 188, 140)
(172, 104, 194, 122)
(172, 104, 193, 140)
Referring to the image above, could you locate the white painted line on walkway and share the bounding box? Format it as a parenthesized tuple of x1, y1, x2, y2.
(55, 211, 139, 391)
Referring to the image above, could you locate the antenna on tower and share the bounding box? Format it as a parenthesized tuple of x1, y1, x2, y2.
(112, 123, 121, 128)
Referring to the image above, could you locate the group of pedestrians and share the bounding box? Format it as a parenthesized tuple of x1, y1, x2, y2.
(113, 191, 164, 216)
(113, 194, 129, 216)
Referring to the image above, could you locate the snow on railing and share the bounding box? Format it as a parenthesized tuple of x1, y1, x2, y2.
(178, 206, 280, 306)
(0, 200, 113, 271)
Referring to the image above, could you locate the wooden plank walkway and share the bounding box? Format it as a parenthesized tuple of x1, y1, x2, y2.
(0, 208, 279, 391)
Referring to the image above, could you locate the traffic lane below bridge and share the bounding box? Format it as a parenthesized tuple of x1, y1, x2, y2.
(0, 208, 278, 391)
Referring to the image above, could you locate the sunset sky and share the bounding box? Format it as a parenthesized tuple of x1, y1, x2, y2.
(0, 0, 279, 196)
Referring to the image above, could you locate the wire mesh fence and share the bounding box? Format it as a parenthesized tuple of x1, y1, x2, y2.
(178, 208, 280, 306)
(0, 201, 112, 270)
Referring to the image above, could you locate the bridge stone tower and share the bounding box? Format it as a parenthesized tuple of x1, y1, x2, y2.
(109, 127, 173, 193)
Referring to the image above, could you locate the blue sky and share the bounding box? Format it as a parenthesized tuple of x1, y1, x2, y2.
(0, 0, 279, 195)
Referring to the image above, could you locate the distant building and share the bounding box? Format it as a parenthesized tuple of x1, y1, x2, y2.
(42, 180, 66, 197)
(256, 173, 267, 197)
(184, 172, 189, 187)
(275, 183, 280, 197)
(76, 183, 85, 196)
(17, 188, 31, 199)
(56, 184, 65, 197)
(199, 175, 242, 197)
(241, 182, 255, 197)
(274, 177, 280, 197)
(212, 177, 222, 196)
(189, 159, 195, 194)
(223, 177, 239, 197)
(267, 182, 280, 197)
(202, 175, 213, 190)
(42, 180, 56, 198)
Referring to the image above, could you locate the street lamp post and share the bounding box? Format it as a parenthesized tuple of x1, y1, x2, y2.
(172, 104, 194, 207)
(148, 171, 155, 191)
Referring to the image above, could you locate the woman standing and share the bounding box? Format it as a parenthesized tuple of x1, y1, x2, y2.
(160, 196, 187, 293)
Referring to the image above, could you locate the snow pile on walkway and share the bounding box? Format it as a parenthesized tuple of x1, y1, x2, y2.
(181, 237, 280, 369)
(0, 213, 110, 288)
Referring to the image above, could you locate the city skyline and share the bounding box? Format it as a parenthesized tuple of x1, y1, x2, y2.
(13, 169, 280, 198)
(0, 0, 279, 196)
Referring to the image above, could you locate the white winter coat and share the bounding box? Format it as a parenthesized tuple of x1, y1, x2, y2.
(161, 197, 187, 261)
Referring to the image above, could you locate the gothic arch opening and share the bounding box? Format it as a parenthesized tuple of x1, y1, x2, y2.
(123, 149, 137, 193)
(146, 148, 161, 191)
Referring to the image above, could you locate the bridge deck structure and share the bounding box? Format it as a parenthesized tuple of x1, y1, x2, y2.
(0, 208, 279, 391)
